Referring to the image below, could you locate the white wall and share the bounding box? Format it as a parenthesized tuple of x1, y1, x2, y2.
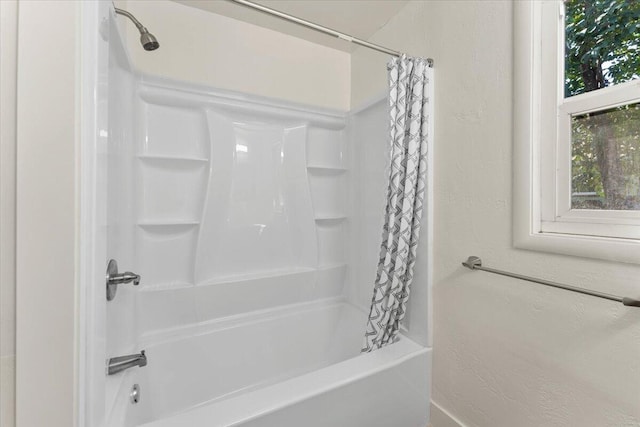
(15, 2, 79, 426)
(351, 1, 428, 108)
(115, 0, 351, 111)
(1, 1, 18, 426)
(352, 1, 640, 426)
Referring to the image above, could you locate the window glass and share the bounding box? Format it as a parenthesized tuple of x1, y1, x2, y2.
(571, 103, 640, 210)
(564, 0, 640, 98)
(566, 0, 640, 211)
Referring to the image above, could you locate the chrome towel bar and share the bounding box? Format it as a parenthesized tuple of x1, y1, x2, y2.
(462, 256, 640, 308)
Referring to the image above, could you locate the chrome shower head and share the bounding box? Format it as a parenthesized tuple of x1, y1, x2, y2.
(140, 29, 159, 51)
(114, 7, 160, 51)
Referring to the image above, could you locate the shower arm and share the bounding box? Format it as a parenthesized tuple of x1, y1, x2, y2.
(114, 7, 148, 33)
(113, 5, 160, 51)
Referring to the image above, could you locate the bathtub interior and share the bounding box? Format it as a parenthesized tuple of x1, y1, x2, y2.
(100, 5, 432, 427)
(112, 300, 368, 426)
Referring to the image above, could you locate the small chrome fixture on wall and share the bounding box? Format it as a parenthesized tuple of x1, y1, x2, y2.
(106, 259, 141, 301)
(114, 6, 160, 51)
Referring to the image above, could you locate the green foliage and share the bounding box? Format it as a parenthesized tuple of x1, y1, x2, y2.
(565, 0, 640, 97)
(565, 0, 640, 209)
(571, 104, 640, 207)
(571, 119, 603, 196)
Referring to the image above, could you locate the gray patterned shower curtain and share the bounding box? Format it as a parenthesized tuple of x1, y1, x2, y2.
(362, 55, 432, 353)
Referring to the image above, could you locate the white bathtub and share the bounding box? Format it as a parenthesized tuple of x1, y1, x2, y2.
(107, 298, 431, 427)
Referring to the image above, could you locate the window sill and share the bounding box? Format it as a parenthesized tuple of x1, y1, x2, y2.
(514, 229, 640, 265)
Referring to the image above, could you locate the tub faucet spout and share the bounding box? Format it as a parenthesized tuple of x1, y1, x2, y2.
(108, 350, 147, 375)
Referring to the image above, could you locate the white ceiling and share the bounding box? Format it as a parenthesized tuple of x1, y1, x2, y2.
(173, 0, 410, 52)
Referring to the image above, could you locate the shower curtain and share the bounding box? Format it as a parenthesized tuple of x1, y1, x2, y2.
(362, 55, 431, 353)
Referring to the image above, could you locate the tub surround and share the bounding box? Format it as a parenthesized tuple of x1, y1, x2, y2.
(130, 76, 349, 339)
(99, 26, 431, 424)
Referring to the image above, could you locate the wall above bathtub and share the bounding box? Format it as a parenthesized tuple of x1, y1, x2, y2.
(113, 0, 351, 111)
(173, 0, 410, 53)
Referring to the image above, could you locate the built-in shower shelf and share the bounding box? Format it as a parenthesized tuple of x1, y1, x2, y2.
(137, 221, 200, 228)
(317, 262, 347, 271)
(139, 281, 194, 292)
(197, 267, 317, 287)
(315, 215, 347, 222)
(306, 165, 347, 173)
(138, 155, 209, 163)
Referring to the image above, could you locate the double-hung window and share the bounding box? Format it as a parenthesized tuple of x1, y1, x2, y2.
(514, 0, 640, 263)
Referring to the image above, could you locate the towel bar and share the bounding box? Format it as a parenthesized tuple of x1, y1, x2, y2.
(462, 256, 640, 307)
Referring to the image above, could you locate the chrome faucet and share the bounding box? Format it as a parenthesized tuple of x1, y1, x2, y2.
(108, 350, 147, 375)
(106, 259, 141, 301)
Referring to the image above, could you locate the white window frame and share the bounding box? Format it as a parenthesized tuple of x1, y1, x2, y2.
(514, 1, 640, 264)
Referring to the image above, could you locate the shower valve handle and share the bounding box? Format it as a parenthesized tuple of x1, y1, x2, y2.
(106, 259, 141, 301)
(109, 271, 141, 286)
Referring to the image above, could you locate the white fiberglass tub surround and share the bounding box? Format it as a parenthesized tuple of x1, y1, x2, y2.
(90, 6, 432, 427)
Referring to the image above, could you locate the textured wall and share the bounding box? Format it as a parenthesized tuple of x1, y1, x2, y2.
(352, 1, 640, 426)
(114, 0, 351, 111)
(0, 1, 17, 426)
(15, 1, 79, 426)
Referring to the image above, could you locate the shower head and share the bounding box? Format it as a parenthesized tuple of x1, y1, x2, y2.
(114, 7, 159, 51)
(140, 29, 160, 51)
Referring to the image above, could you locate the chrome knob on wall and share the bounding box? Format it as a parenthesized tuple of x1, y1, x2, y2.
(106, 259, 141, 301)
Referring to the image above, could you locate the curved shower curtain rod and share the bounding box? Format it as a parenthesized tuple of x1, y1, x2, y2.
(227, 0, 434, 67)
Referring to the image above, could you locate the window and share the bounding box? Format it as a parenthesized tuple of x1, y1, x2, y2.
(514, 0, 640, 263)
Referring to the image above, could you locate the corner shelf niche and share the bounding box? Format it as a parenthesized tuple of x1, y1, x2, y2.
(306, 165, 347, 173)
(137, 221, 200, 227)
(306, 127, 346, 170)
(137, 156, 208, 223)
(307, 166, 347, 223)
(305, 124, 348, 272)
(135, 99, 211, 290)
(315, 215, 346, 222)
(136, 223, 199, 288)
(138, 155, 208, 163)
(315, 219, 346, 269)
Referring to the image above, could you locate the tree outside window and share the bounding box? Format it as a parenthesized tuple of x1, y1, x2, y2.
(565, 0, 640, 210)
